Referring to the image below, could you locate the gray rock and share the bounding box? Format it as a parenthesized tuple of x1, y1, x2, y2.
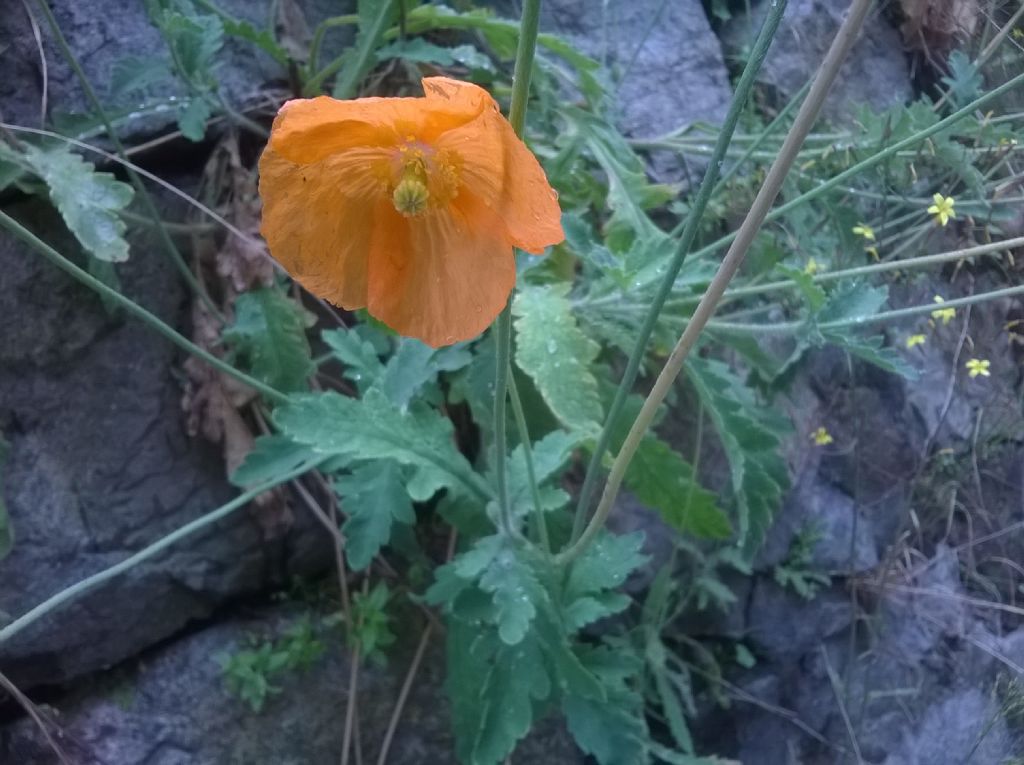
(0, 606, 584, 764)
(757, 479, 879, 575)
(489, 0, 733, 182)
(882, 688, 1016, 765)
(0, 0, 352, 141)
(745, 579, 853, 663)
(0, 200, 330, 689)
(720, 0, 913, 124)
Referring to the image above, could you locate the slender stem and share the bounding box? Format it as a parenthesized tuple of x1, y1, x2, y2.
(33, 0, 220, 318)
(507, 374, 551, 554)
(308, 0, 397, 97)
(375, 622, 433, 765)
(568, 0, 789, 545)
(559, 0, 874, 565)
(0, 465, 312, 644)
(686, 67, 1024, 265)
(711, 282, 1024, 335)
(307, 14, 359, 77)
(492, 0, 543, 539)
(681, 234, 1024, 307)
(0, 209, 288, 403)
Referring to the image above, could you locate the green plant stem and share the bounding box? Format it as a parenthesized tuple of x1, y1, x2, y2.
(568, 0, 789, 546)
(492, 0, 543, 540)
(674, 234, 1024, 308)
(712, 282, 1024, 334)
(307, 1, 397, 97)
(0, 465, 311, 645)
(686, 67, 1024, 265)
(507, 374, 551, 555)
(307, 14, 359, 77)
(559, 0, 874, 565)
(0, 209, 288, 403)
(34, 0, 221, 319)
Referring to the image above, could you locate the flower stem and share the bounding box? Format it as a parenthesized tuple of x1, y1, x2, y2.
(33, 0, 221, 320)
(559, 0, 875, 565)
(0, 464, 313, 645)
(0, 209, 289, 404)
(493, 0, 543, 539)
(568, 0, 789, 545)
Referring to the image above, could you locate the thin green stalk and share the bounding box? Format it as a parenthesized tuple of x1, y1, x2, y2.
(508, 374, 551, 555)
(0, 464, 312, 645)
(492, 0, 543, 540)
(568, 0, 789, 545)
(699, 234, 1024, 305)
(0, 209, 288, 404)
(307, 14, 359, 77)
(711, 282, 1024, 335)
(687, 68, 1024, 265)
(34, 0, 220, 319)
(306, 1, 397, 97)
(560, 0, 874, 565)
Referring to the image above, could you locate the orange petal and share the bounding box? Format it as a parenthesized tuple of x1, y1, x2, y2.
(431, 80, 564, 254)
(365, 193, 515, 347)
(259, 145, 387, 309)
(269, 84, 488, 166)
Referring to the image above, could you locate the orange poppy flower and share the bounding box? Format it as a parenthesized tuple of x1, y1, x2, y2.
(258, 77, 564, 347)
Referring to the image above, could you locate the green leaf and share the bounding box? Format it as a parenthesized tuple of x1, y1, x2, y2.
(221, 17, 289, 66)
(686, 357, 790, 557)
(513, 284, 603, 434)
(564, 694, 646, 765)
(505, 430, 579, 516)
(230, 434, 322, 487)
(332, 0, 399, 98)
(22, 144, 134, 263)
(376, 40, 493, 71)
(776, 265, 825, 311)
(821, 330, 919, 379)
(224, 288, 314, 393)
(655, 669, 694, 753)
(177, 97, 212, 141)
(379, 339, 471, 409)
(0, 435, 12, 562)
(817, 280, 888, 325)
(564, 593, 630, 630)
(566, 531, 648, 599)
(624, 437, 731, 540)
(335, 461, 414, 570)
(151, 7, 224, 89)
(110, 55, 173, 98)
(321, 327, 386, 392)
(274, 389, 482, 499)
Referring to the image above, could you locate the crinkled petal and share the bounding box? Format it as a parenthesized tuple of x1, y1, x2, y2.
(259, 145, 388, 308)
(270, 85, 488, 166)
(430, 81, 563, 254)
(366, 193, 515, 347)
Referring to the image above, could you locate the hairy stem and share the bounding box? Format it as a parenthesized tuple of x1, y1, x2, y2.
(0, 209, 288, 403)
(560, 0, 875, 565)
(34, 0, 220, 317)
(493, 0, 543, 540)
(0, 465, 312, 644)
(568, 0, 789, 545)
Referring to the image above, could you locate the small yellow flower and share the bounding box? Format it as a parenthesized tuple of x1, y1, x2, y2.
(927, 193, 956, 226)
(965, 358, 990, 378)
(852, 223, 876, 241)
(931, 295, 956, 325)
(804, 257, 820, 275)
(906, 334, 926, 348)
(865, 246, 879, 261)
(811, 426, 833, 446)
(1013, 27, 1023, 40)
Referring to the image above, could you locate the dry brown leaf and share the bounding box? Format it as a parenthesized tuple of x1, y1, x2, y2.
(900, 0, 979, 55)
